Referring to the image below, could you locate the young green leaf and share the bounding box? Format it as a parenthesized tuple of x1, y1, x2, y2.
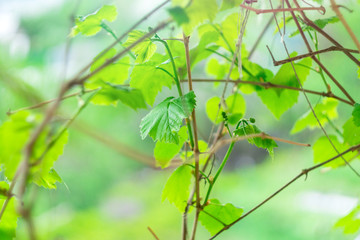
(162, 165, 192, 212)
(291, 98, 338, 134)
(0, 198, 19, 239)
(257, 56, 312, 119)
(0, 111, 39, 180)
(343, 117, 360, 146)
(206, 93, 246, 125)
(70, 5, 117, 37)
(154, 127, 188, 168)
(31, 130, 68, 189)
(130, 53, 173, 106)
(234, 123, 278, 158)
(199, 199, 243, 236)
(168, 6, 189, 25)
(220, 0, 243, 11)
(88, 48, 130, 86)
(181, 0, 218, 35)
(140, 91, 196, 144)
(335, 204, 360, 234)
(123, 30, 157, 63)
(352, 103, 360, 127)
(313, 135, 357, 168)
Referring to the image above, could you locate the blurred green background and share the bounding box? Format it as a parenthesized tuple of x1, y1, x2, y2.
(1, 0, 360, 239)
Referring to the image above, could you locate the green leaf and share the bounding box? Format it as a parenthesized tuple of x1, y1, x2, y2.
(88, 48, 130, 86)
(257, 56, 312, 119)
(206, 93, 246, 125)
(162, 165, 192, 212)
(140, 91, 196, 144)
(130, 54, 173, 106)
(343, 117, 360, 146)
(313, 135, 357, 168)
(31, 131, 68, 189)
(168, 6, 189, 25)
(291, 98, 338, 134)
(182, 0, 219, 35)
(220, 0, 243, 11)
(90, 86, 147, 110)
(0, 111, 39, 180)
(199, 199, 243, 236)
(335, 204, 360, 234)
(123, 30, 157, 63)
(0, 198, 19, 239)
(154, 127, 188, 168)
(234, 123, 278, 158)
(352, 103, 360, 127)
(71, 5, 117, 37)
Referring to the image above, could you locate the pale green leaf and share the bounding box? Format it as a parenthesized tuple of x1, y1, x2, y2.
(0, 198, 19, 239)
(32, 131, 68, 189)
(87, 48, 130, 86)
(335, 204, 360, 234)
(140, 91, 196, 144)
(71, 5, 117, 37)
(154, 127, 188, 168)
(352, 103, 360, 127)
(123, 30, 156, 63)
(182, 0, 219, 35)
(291, 98, 338, 134)
(343, 117, 360, 146)
(206, 93, 246, 125)
(234, 123, 278, 158)
(257, 56, 312, 119)
(168, 6, 189, 25)
(220, 0, 243, 11)
(162, 165, 192, 212)
(90, 86, 147, 110)
(0, 111, 39, 180)
(313, 135, 357, 168)
(199, 199, 243, 236)
(130, 54, 173, 106)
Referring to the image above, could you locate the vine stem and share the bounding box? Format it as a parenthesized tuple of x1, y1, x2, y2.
(183, 34, 201, 240)
(209, 143, 360, 239)
(203, 141, 235, 205)
(71, 0, 171, 81)
(329, 0, 360, 53)
(152, 38, 195, 150)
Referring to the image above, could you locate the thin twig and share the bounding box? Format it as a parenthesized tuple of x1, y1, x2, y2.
(239, 4, 325, 15)
(287, 0, 360, 177)
(186, 79, 353, 106)
(7, 89, 98, 115)
(183, 33, 201, 240)
(209, 143, 360, 239)
(147, 226, 160, 240)
(268, 46, 359, 66)
(330, 0, 360, 53)
(71, 0, 171, 81)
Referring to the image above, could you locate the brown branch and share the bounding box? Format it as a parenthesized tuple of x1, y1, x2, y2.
(330, 0, 360, 53)
(286, 0, 359, 177)
(209, 143, 360, 239)
(268, 46, 359, 66)
(183, 33, 201, 240)
(7, 89, 98, 116)
(186, 79, 354, 106)
(239, 4, 325, 15)
(147, 226, 160, 240)
(293, 2, 360, 67)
